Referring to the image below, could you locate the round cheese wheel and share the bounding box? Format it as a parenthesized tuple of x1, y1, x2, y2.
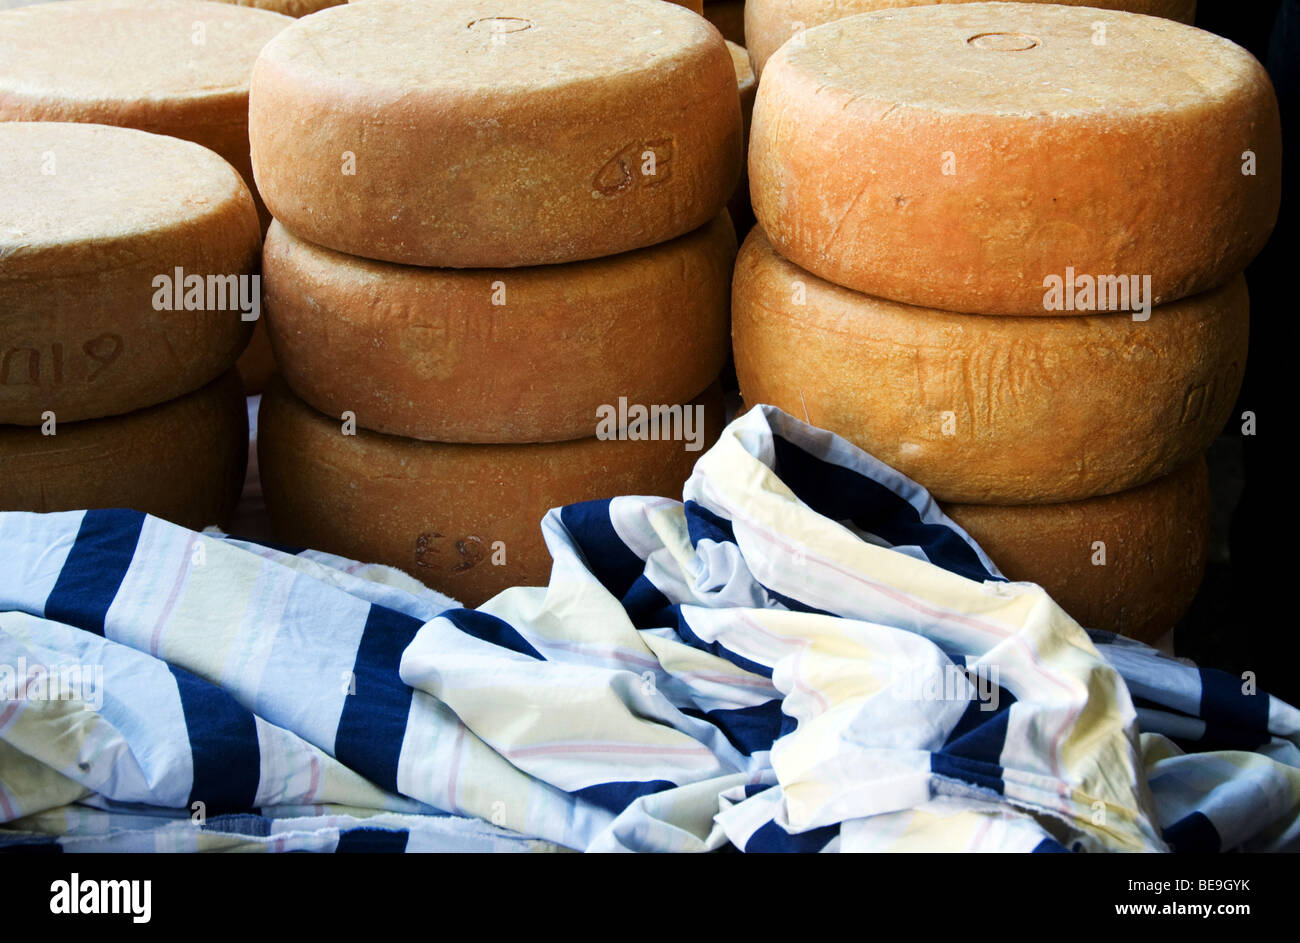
(943, 457, 1209, 643)
(0, 0, 291, 229)
(706, 0, 746, 44)
(264, 214, 734, 443)
(249, 0, 741, 268)
(0, 122, 260, 425)
(750, 3, 1280, 315)
(746, 0, 1197, 76)
(258, 378, 724, 606)
(732, 228, 1247, 504)
(0, 370, 248, 530)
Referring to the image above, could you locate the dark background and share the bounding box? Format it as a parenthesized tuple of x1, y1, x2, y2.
(1181, 0, 1295, 703)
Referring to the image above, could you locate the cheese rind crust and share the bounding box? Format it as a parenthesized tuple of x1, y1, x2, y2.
(750, 3, 1279, 315)
(944, 457, 1209, 643)
(732, 228, 1247, 504)
(249, 0, 741, 267)
(0, 123, 260, 425)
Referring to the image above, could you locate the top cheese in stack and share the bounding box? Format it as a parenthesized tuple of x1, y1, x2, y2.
(745, 0, 1199, 75)
(0, 0, 293, 227)
(249, 0, 742, 268)
(749, 3, 1280, 315)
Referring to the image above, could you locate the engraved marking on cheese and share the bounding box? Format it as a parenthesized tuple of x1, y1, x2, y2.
(967, 32, 1040, 52)
(83, 334, 124, 381)
(593, 139, 676, 197)
(414, 531, 487, 571)
(0, 348, 39, 386)
(1180, 383, 1207, 424)
(467, 16, 534, 33)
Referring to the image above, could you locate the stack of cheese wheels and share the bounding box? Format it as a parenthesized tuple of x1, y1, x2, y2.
(745, 0, 1198, 76)
(0, 0, 292, 395)
(734, 4, 1280, 642)
(251, 0, 740, 606)
(0, 122, 258, 529)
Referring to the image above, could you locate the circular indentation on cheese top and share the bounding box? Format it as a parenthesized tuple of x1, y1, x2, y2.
(467, 16, 534, 33)
(966, 32, 1040, 52)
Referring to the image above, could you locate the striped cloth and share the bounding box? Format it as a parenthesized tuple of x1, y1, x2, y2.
(1, 405, 1297, 852)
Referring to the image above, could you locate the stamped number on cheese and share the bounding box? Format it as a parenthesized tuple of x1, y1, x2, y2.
(0, 334, 124, 387)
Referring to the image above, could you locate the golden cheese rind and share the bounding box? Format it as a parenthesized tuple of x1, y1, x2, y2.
(0, 370, 248, 530)
(258, 378, 723, 606)
(263, 214, 735, 443)
(0, 123, 260, 425)
(249, 0, 741, 268)
(732, 228, 1247, 504)
(746, 0, 1198, 76)
(750, 3, 1279, 315)
(0, 0, 292, 228)
(944, 457, 1209, 643)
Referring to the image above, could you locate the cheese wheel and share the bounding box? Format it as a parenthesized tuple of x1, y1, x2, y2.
(751, 4, 1280, 315)
(264, 214, 734, 443)
(259, 378, 724, 605)
(732, 228, 1247, 504)
(746, 0, 1197, 76)
(706, 0, 746, 44)
(249, 0, 741, 268)
(0, 123, 260, 425)
(943, 457, 1209, 643)
(0, 370, 248, 530)
(0, 0, 291, 229)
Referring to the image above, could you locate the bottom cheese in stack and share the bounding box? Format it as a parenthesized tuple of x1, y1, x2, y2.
(943, 457, 1209, 644)
(0, 370, 247, 530)
(258, 378, 724, 606)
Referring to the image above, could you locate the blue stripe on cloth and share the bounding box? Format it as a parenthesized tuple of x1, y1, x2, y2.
(1163, 811, 1221, 853)
(1032, 837, 1071, 853)
(684, 500, 736, 547)
(43, 508, 145, 636)
(762, 585, 836, 617)
(201, 814, 273, 837)
(932, 691, 1016, 796)
(560, 500, 646, 598)
(622, 575, 674, 630)
(681, 699, 786, 756)
(744, 820, 839, 853)
(572, 779, 677, 815)
(671, 606, 774, 679)
(943, 687, 1018, 753)
(1199, 668, 1270, 751)
(169, 665, 261, 813)
(334, 604, 425, 793)
(442, 608, 542, 660)
(930, 752, 1005, 795)
(769, 435, 1001, 584)
(335, 827, 411, 853)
